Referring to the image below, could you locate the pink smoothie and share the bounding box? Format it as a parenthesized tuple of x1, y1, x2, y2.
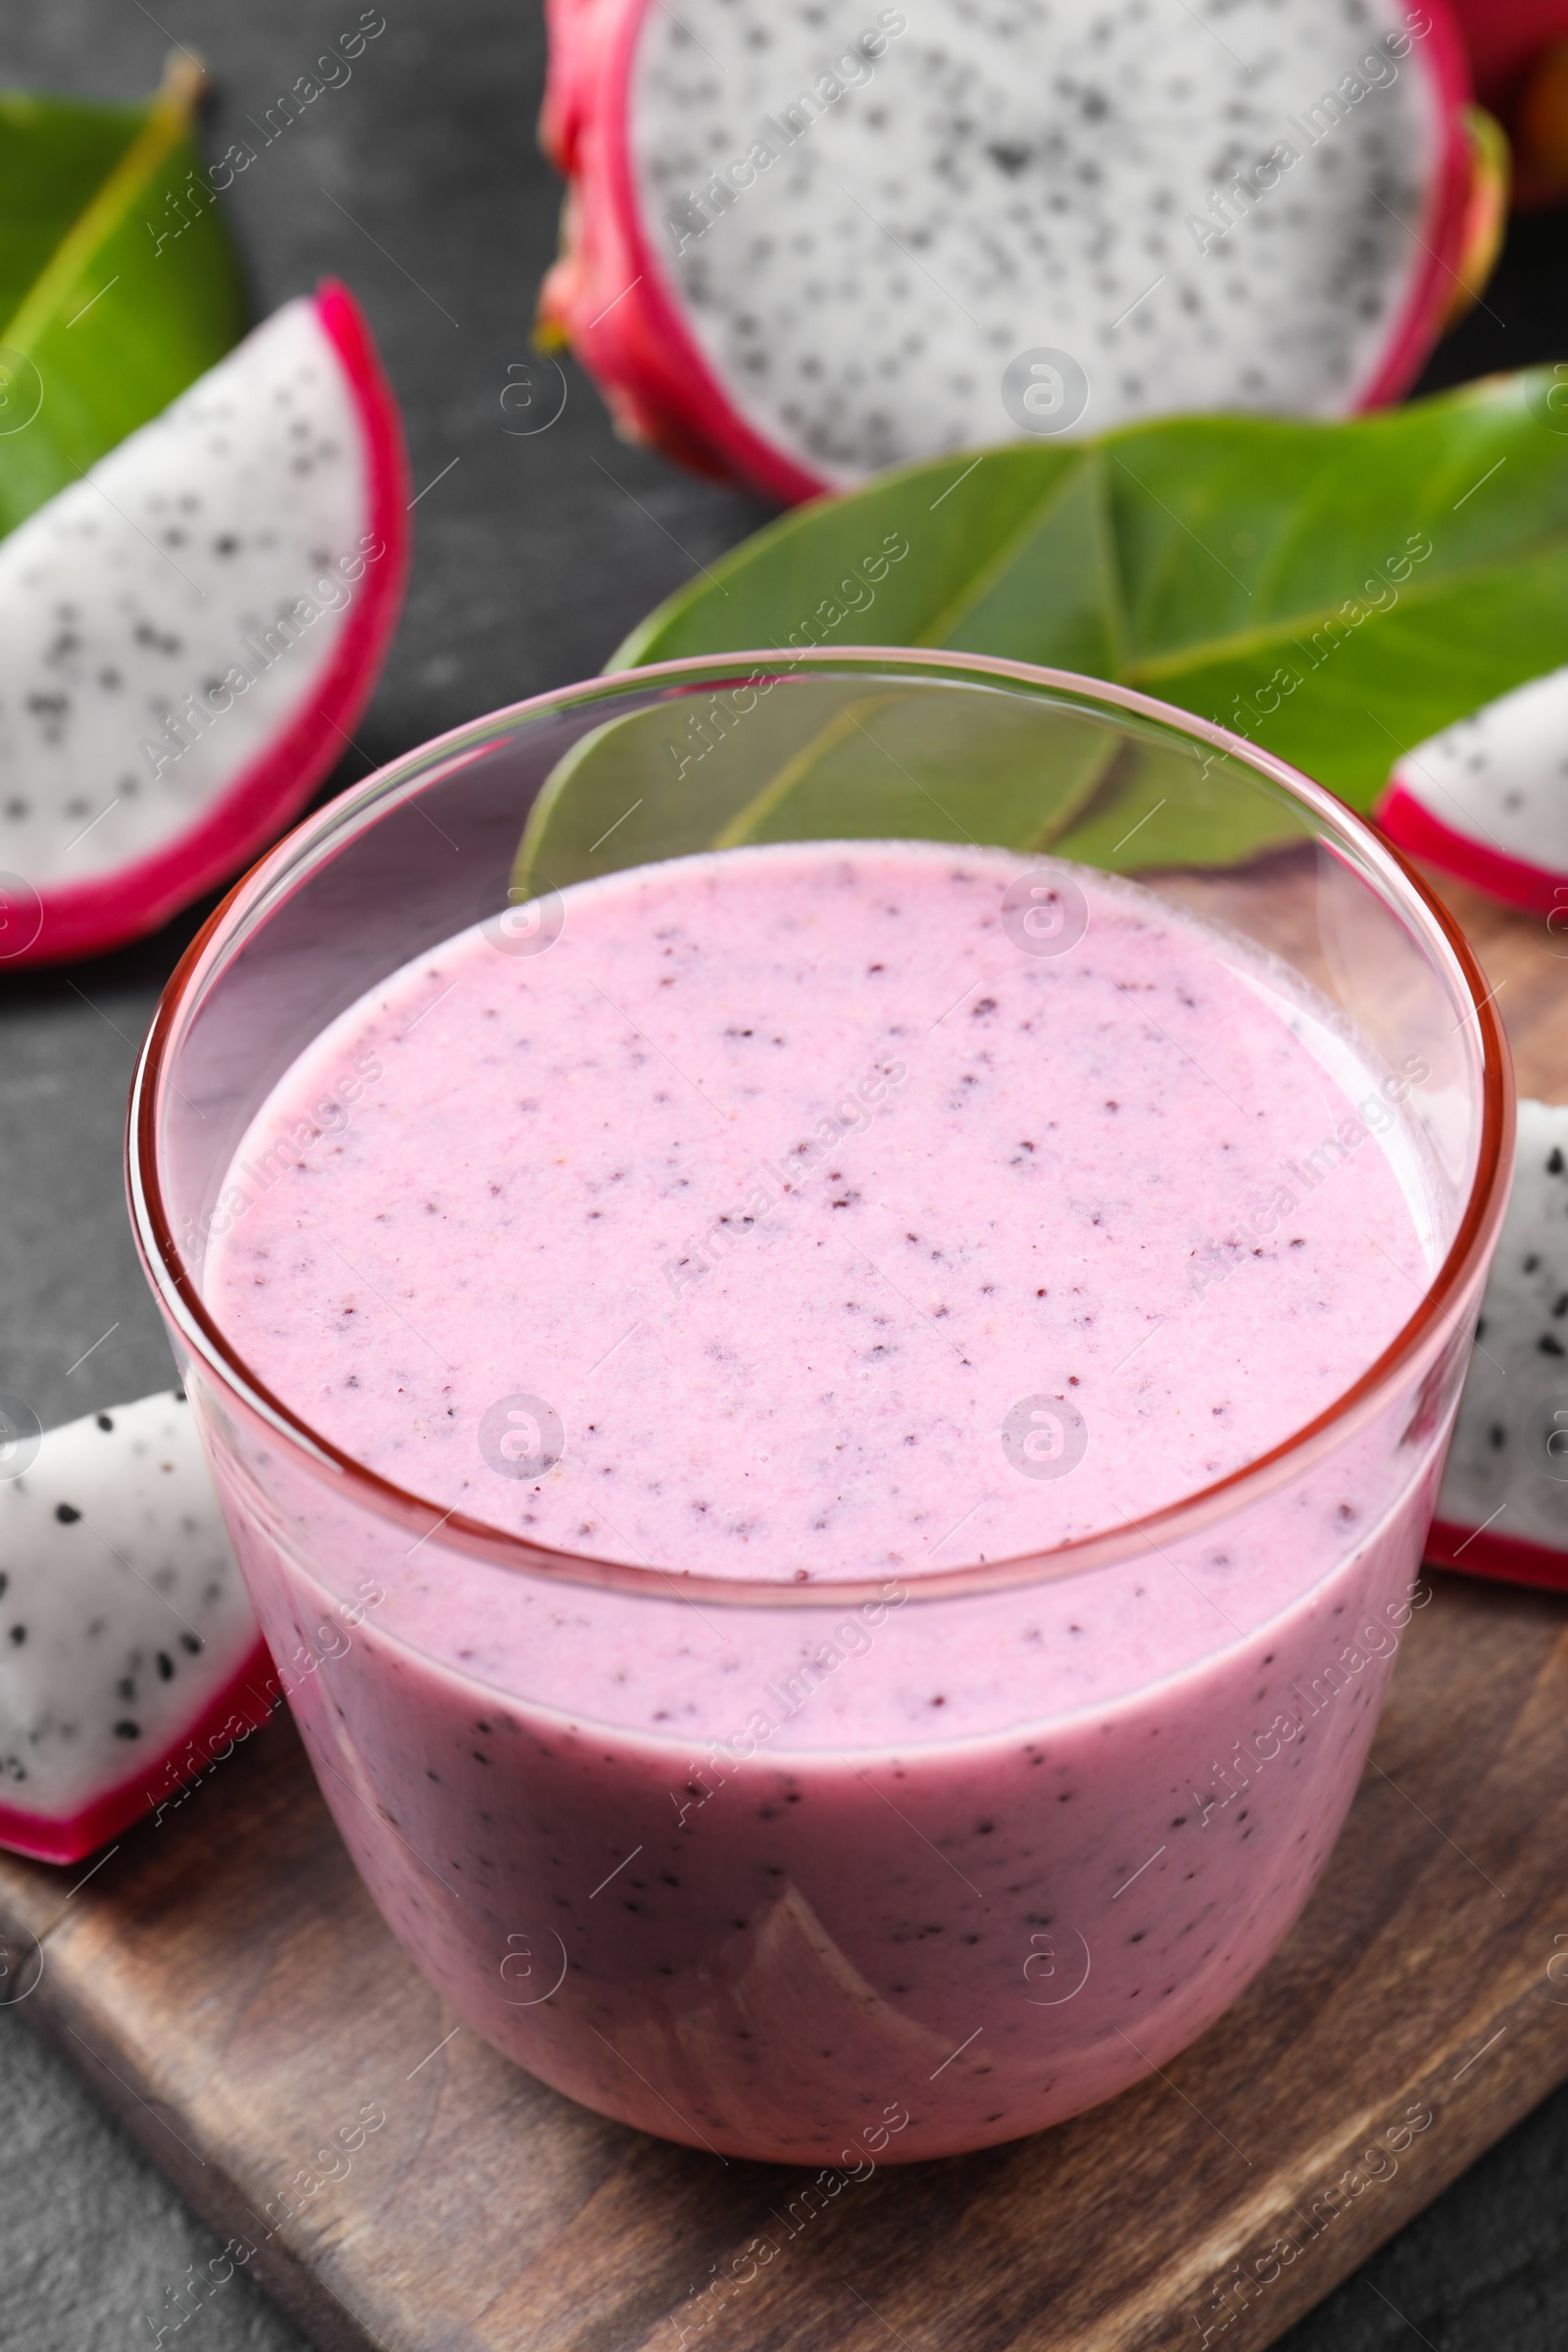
(202, 843, 1445, 2162)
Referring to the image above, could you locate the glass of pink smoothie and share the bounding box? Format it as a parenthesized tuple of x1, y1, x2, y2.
(128, 651, 1511, 2165)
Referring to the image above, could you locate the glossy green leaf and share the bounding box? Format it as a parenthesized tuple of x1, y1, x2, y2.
(0, 56, 249, 537)
(514, 675, 1138, 898)
(611, 369, 1568, 828)
(517, 681, 877, 895)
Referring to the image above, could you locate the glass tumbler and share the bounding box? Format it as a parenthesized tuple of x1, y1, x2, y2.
(128, 651, 1511, 2164)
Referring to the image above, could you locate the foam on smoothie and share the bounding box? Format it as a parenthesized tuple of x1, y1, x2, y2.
(208, 841, 1431, 1582)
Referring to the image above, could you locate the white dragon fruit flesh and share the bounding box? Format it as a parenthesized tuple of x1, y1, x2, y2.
(1428, 1099, 1568, 1587)
(0, 1391, 270, 1865)
(0, 282, 409, 967)
(1377, 662, 1568, 915)
(538, 0, 1499, 502)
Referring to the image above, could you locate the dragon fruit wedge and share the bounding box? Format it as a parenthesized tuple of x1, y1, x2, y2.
(537, 0, 1501, 503)
(0, 282, 409, 968)
(0, 1391, 270, 1866)
(1427, 1101, 1568, 1591)
(1375, 663, 1568, 915)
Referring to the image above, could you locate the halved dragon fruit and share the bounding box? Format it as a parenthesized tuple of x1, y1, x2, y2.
(537, 0, 1500, 503)
(0, 1391, 271, 1866)
(1428, 1100, 1568, 1590)
(1375, 663, 1568, 915)
(0, 281, 409, 967)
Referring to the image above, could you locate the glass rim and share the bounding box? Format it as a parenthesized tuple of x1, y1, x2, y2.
(127, 647, 1515, 1610)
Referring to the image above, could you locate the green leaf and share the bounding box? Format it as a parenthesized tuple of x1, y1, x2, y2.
(514, 675, 1134, 898)
(516, 679, 876, 896)
(610, 370, 1568, 842)
(0, 55, 249, 538)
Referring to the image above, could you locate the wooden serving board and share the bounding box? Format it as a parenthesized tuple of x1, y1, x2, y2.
(3, 867, 1567, 2352)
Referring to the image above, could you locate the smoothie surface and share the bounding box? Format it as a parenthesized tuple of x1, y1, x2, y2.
(206, 842, 1431, 1582)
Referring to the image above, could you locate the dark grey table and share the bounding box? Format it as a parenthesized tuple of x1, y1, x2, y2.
(1, 6, 1565, 2346)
